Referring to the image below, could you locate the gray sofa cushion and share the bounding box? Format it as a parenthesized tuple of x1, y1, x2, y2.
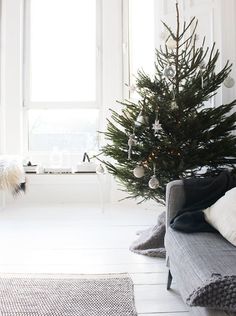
(165, 227, 236, 312)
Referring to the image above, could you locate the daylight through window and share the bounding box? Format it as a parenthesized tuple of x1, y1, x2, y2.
(24, 0, 100, 153)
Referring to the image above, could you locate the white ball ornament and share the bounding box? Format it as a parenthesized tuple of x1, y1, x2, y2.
(133, 166, 145, 178)
(224, 76, 235, 88)
(166, 37, 177, 50)
(163, 65, 176, 79)
(135, 112, 148, 127)
(148, 175, 160, 189)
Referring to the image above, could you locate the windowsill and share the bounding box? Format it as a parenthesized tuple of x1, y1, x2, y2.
(25, 172, 97, 175)
(25, 172, 109, 185)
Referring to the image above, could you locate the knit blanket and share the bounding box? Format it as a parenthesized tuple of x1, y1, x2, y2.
(130, 171, 236, 258)
(187, 274, 236, 312)
(129, 211, 166, 258)
(171, 171, 236, 232)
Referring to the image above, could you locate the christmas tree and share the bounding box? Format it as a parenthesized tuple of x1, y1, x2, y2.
(100, 3, 236, 203)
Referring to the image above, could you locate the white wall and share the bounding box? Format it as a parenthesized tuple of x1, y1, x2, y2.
(220, 0, 236, 104)
(1, 0, 23, 155)
(155, 0, 236, 105)
(1, 0, 236, 207)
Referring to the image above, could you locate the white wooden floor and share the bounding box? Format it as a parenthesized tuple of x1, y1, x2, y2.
(0, 203, 189, 315)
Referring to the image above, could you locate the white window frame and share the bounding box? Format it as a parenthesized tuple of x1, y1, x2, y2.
(122, 0, 130, 100)
(23, 0, 103, 110)
(122, 0, 159, 101)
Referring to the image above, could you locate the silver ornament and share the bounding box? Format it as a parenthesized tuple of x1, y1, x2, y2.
(148, 175, 160, 189)
(133, 165, 145, 178)
(96, 164, 106, 174)
(128, 134, 137, 160)
(198, 62, 206, 89)
(224, 76, 235, 88)
(135, 112, 148, 127)
(170, 100, 178, 109)
(128, 134, 137, 147)
(163, 65, 176, 79)
(152, 119, 162, 135)
(201, 76, 204, 89)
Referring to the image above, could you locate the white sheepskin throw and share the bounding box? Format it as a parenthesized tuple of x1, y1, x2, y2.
(0, 157, 25, 194)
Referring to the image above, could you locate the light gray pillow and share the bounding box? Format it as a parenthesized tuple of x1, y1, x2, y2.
(203, 187, 236, 246)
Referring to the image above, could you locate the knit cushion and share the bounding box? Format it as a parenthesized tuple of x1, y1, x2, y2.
(203, 187, 236, 246)
(187, 274, 236, 311)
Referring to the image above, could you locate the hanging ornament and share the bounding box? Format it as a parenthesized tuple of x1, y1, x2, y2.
(128, 134, 137, 160)
(170, 85, 178, 110)
(224, 76, 235, 88)
(96, 164, 106, 175)
(166, 37, 177, 50)
(135, 111, 148, 127)
(148, 163, 159, 189)
(133, 165, 145, 178)
(152, 119, 162, 136)
(170, 100, 178, 110)
(148, 175, 160, 189)
(201, 76, 204, 89)
(163, 64, 176, 79)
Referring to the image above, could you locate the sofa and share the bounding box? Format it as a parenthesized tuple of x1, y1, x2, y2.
(165, 180, 236, 316)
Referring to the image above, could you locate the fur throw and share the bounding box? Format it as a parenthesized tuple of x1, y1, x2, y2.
(0, 157, 25, 194)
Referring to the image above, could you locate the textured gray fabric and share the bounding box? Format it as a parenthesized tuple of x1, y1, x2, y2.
(129, 211, 166, 258)
(166, 227, 236, 280)
(187, 274, 236, 312)
(165, 180, 236, 315)
(0, 276, 137, 316)
(165, 227, 236, 315)
(129, 180, 185, 258)
(166, 180, 185, 226)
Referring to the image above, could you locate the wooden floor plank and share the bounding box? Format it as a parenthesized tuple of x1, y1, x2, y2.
(0, 263, 166, 274)
(138, 313, 189, 316)
(131, 272, 172, 285)
(0, 225, 154, 250)
(0, 248, 165, 265)
(0, 203, 187, 314)
(135, 284, 188, 313)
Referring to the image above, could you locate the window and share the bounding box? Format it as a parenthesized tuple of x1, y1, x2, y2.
(24, 0, 101, 154)
(128, 0, 156, 99)
(28, 109, 99, 152)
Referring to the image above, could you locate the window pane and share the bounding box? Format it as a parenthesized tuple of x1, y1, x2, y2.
(28, 109, 99, 152)
(129, 0, 155, 97)
(30, 0, 96, 102)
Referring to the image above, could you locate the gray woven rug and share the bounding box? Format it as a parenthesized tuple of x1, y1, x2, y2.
(0, 274, 137, 316)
